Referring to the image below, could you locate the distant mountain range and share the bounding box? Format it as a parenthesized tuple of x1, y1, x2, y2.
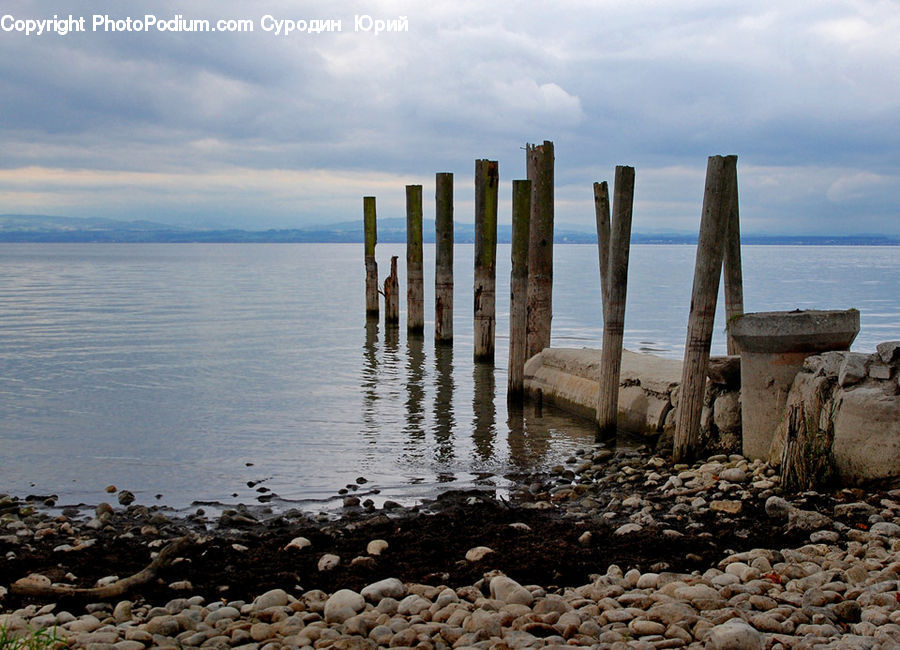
(0, 214, 896, 245)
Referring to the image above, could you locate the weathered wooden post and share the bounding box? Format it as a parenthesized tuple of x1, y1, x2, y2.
(435, 173, 454, 343)
(723, 161, 743, 355)
(364, 196, 378, 318)
(507, 179, 531, 399)
(474, 159, 499, 362)
(595, 167, 635, 436)
(673, 155, 737, 463)
(384, 255, 399, 325)
(593, 181, 611, 318)
(525, 140, 554, 359)
(406, 185, 425, 334)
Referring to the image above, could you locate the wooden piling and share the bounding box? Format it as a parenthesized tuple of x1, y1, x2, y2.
(474, 159, 499, 362)
(723, 161, 743, 355)
(595, 167, 635, 436)
(673, 155, 738, 463)
(593, 181, 612, 319)
(384, 255, 399, 325)
(364, 196, 378, 318)
(435, 172, 454, 342)
(525, 140, 554, 359)
(406, 185, 425, 334)
(507, 179, 531, 399)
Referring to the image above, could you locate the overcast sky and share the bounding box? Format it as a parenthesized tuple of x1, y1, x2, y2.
(1, 0, 898, 235)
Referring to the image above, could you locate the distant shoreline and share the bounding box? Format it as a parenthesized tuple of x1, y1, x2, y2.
(0, 231, 897, 246)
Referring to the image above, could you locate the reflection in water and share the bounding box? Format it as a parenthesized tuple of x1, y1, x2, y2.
(404, 334, 426, 460)
(432, 343, 455, 464)
(361, 319, 380, 441)
(384, 322, 400, 352)
(506, 402, 555, 470)
(472, 363, 496, 461)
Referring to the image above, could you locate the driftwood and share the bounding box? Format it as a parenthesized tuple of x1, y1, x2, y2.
(11, 535, 193, 600)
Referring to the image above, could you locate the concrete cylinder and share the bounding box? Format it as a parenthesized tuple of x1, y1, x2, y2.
(728, 309, 859, 460)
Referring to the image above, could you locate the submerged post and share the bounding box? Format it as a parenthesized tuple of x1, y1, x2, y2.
(435, 172, 454, 343)
(364, 196, 378, 318)
(723, 161, 744, 355)
(595, 167, 635, 436)
(384, 255, 399, 325)
(593, 181, 611, 319)
(406, 185, 424, 334)
(525, 140, 554, 359)
(474, 159, 499, 362)
(674, 155, 737, 463)
(507, 179, 531, 399)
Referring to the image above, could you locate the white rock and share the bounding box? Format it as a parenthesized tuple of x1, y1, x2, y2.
(465, 546, 494, 562)
(254, 588, 290, 611)
(397, 594, 431, 616)
(869, 521, 900, 537)
(284, 536, 311, 551)
(489, 575, 533, 606)
(636, 573, 660, 589)
(765, 496, 793, 520)
(317, 553, 341, 571)
(366, 539, 388, 555)
(720, 467, 747, 483)
(361, 578, 406, 602)
(705, 617, 764, 650)
(323, 589, 365, 624)
(614, 523, 643, 536)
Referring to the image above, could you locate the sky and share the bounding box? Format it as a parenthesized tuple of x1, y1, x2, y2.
(1, 0, 898, 235)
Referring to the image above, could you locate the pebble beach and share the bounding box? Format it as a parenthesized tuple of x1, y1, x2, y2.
(2, 446, 899, 649)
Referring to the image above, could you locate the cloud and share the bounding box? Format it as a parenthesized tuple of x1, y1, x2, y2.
(0, 0, 897, 234)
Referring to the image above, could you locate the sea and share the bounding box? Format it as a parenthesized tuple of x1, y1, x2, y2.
(0, 243, 897, 513)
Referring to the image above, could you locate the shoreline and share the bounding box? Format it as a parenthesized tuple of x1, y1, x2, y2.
(2, 444, 899, 648)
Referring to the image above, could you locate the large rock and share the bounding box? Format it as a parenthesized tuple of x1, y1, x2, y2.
(361, 578, 406, 603)
(713, 392, 741, 434)
(833, 386, 900, 482)
(489, 576, 533, 606)
(704, 618, 764, 649)
(323, 589, 365, 624)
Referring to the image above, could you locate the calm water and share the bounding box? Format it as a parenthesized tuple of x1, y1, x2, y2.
(1, 243, 897, 511)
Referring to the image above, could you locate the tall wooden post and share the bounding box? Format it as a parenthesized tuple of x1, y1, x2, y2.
(364, 196, 378, 318)
(406, 185, 424, 334)
(507, 179, 531, 398)
(474, 159, 499, 362)
(674, 155, 737, 463)
(384, 255, 399, 324)
(435, 172, 454, 343)
(593, 181, 611, 319)
(723, 161, 743, 355)
(525, 140, 554, 359)
(595, 167, 635, 436)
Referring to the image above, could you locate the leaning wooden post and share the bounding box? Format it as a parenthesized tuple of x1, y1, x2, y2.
(434, 172, 454, 343)
(595, 167, 635, 436)
(593, 181, 612, 319)
(384, 255, 399, 324)
(406, 185, 425, 334)
(474, 159, 499, 362)
(525, 140, 554, 359)
(722, 161, 744, 355)
(673, 155, 737, 463)
(507, 179, 531, 399)
(364, 196, 378, 319)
